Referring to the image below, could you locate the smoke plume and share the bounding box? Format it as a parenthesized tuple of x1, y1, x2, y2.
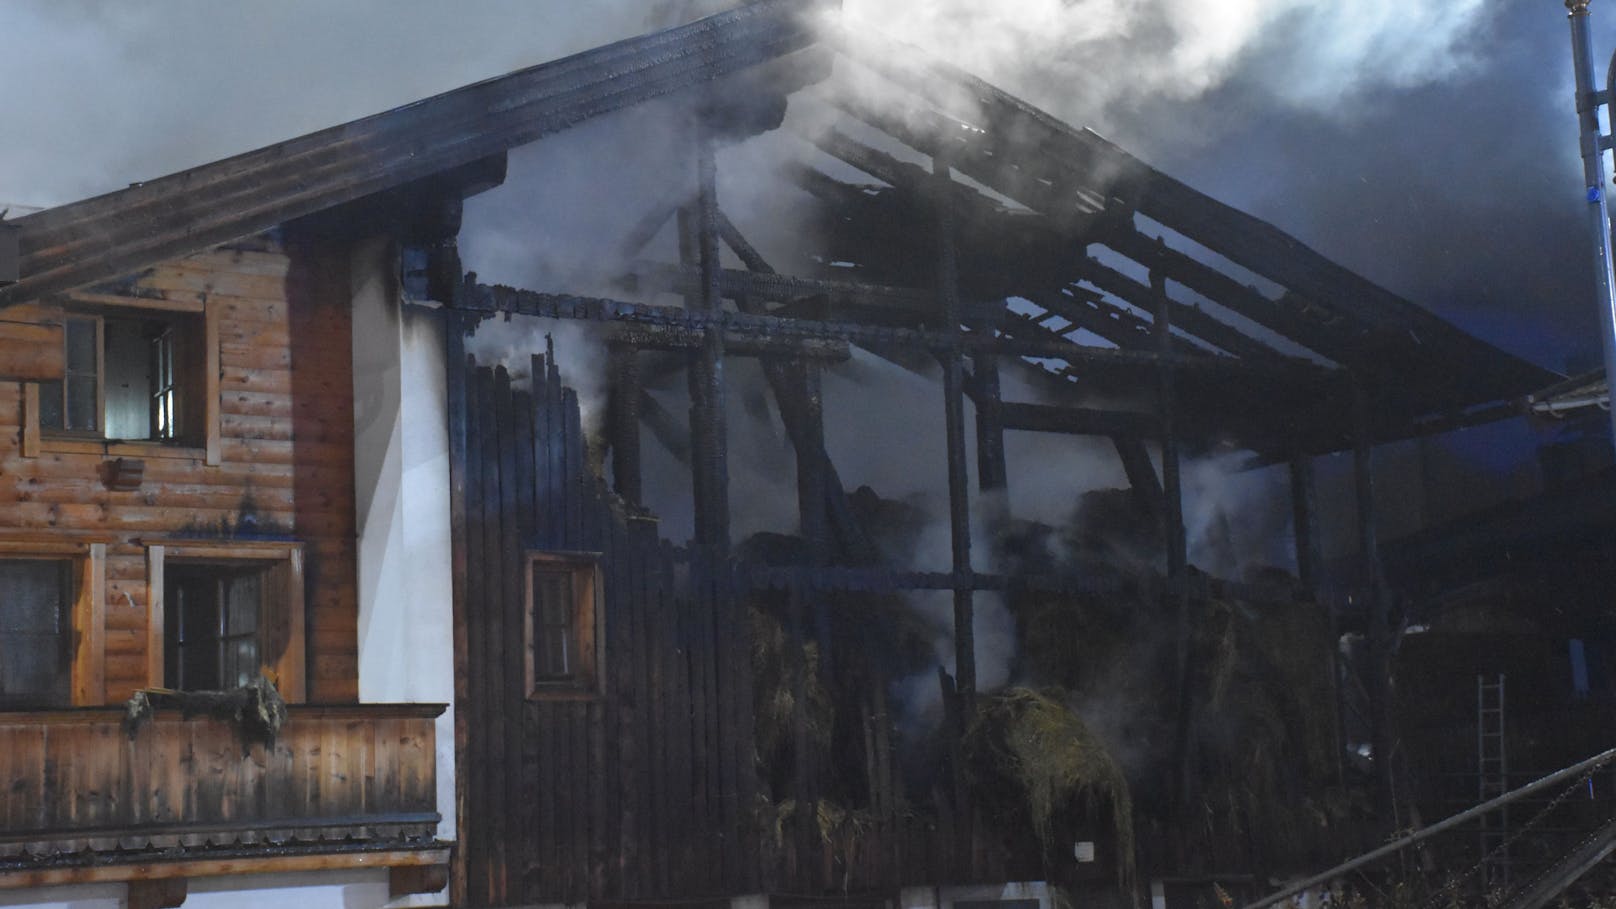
(843, 0, 1490, 136)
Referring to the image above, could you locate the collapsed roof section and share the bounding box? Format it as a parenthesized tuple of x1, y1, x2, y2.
(0, 0, 1556, 460)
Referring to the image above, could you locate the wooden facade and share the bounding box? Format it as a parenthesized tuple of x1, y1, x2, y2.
(0, 704, 441, 861)
(453, 353, 1021, 907)
(0, 241, 359, 704)
(0, 237, 453, 896)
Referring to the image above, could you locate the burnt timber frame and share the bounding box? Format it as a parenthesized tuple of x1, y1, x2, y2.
(0, 0, 1569, 897)
(430, 17, 1557, 863)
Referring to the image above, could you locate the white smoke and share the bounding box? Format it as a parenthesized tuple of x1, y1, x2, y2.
(841, 0, 1490, 132)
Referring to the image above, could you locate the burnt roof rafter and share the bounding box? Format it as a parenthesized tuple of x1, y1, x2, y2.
(0, 0, 1551, 451)
(793, 125, 1304, 366)
(825, 27, 1555, 406)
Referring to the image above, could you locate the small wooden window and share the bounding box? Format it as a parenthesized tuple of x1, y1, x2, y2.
(525, 553, 601, 697)
(0, 541, 106, 707)
(165, 562, 267, 691)
(39, 310, 202, 444)
(148, 542, 305, 702)
(0, 558, 74, 708)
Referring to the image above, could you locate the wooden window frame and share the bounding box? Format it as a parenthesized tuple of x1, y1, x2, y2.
(523, 551, 603, 699)
(146, 541, 305, 703)
(21, 294, 219, 464)
(0, 539, 107, 707)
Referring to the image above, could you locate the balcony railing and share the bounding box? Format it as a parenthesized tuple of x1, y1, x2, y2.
(0, 703, 444, 858)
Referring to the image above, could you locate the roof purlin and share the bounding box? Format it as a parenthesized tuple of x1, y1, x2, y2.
(827, 26, 1558, 405)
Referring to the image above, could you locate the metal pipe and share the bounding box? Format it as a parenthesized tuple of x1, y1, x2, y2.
(1567, 0, 1616, 447)
(1242, 745, 1616, 909)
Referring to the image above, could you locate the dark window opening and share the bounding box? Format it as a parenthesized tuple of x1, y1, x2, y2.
(39, 311, 200, 443)
(165, 562, 265, 691)
(525, 554, 600, 694)
(0, 559, 73, 708)
(533, 568, 577, 680)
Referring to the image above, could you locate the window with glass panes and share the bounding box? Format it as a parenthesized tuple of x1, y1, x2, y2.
(0, 559, 73, 708)
(39, 310, 197, 443)
(164, 562, 265, 691)
(525, 554, 600, 694)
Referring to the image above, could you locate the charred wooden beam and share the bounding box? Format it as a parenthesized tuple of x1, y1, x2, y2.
(1157, 267, 1193, 811)
(616, 192, 686, 262)
(2, 1, 818, 307)
(1353, 380, 1394, 822)
(826, 62, 1553, 404)
(442, 307, 475, 909)
(624, 261, 938, 316)
(607, 324, 849, 360)
(798, 124, 1326, 375)
(796, 363, 830, 561)
(936, 156, 976, 715)
(1024, 285, 1184, 354)
(716, 210, 881, 562)
(1098, 226, 1358, 366)
(716, 210, 771, 274)
(996, 401, 1160, 438)
(1113, 436, 1165, 519)
(828, 87, 1109, 238)
(686, 142, 729, 549)
(639, 388, 692, 464)
(458, 281, 1328, 383)
(1072, 252, 1295, 363)
(973, 350, 1008, 499)
(1289, 455, 1320, 591)
(828, 31, 1432, 338)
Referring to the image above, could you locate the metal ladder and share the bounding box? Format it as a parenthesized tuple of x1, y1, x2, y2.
(1477, 673, 1510, 888)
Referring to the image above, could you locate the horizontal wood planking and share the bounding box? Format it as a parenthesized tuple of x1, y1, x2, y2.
(0, 244, 359, 706)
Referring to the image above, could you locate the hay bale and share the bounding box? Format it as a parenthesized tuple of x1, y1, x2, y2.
(967, 687, 1135, 889)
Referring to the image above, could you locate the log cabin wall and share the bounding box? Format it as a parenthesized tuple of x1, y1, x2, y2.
(0, 239, 359, 705)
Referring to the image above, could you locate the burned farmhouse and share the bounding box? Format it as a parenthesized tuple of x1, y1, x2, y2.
(0, 2, 1593, 908)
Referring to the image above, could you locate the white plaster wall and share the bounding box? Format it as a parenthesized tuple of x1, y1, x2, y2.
(0, 870, 430, 909)
(350, 237, 457, 907)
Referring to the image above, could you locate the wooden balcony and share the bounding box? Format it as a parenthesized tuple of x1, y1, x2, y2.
(0, 704, 445, 867)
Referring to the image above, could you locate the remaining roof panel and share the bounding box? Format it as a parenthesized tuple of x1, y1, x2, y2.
(0, 0, 816, 307)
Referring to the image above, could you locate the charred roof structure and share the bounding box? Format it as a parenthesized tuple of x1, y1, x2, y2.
(0, 2, 1570, 908)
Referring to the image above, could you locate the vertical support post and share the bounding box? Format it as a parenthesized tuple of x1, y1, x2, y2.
(1566, 0, 1616, 448)
(1155, 266, 1193, 806)
(935, 154, 976, 712)
(609, 343, 643, 505)
(443, 304, 473, 909)
(796, 361, 834, 660)
(796, 362, 829, 561)
(1153, 266, 1188, 588)
(1353, 379, 1395, 821)
(1289, 455, 1321, 591)
(686, 136, 729, 550)
(935, 151, 979, 873)
(974, 347, 1009, 523)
